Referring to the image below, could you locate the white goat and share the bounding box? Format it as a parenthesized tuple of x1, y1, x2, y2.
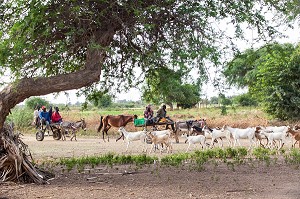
(259, 129, 286, 149)
(181, 133, 206, 152)
(150, 129, 172, 136)
(222, 125, 256, 148)
(147, 132, 172, 154)
(266, 126, 289, 133)
(260, 126, 289, 148)
(118, 127, 147, 152)
(203, 126, 232, 148)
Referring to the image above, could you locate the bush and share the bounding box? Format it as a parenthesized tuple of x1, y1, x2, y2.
(7, 107, 33, 129)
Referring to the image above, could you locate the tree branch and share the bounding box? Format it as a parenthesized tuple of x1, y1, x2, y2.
(0, 28, 115, 129)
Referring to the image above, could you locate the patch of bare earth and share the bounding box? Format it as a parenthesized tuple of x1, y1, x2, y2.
(1, 134, 300, 199)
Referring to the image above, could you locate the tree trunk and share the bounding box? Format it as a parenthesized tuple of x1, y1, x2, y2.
(0, 29, 115, 183)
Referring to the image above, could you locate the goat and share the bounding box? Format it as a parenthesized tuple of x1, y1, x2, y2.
(150, 129, 172, 136)
(181, 133, 206, 152)
(259, 126, 289, 148)
(259, 129, 286, 149)
(118, 127, 147, 152)
(287, 127, 300, 148)
(266, 126, 289, 133)
(254, 126, 270, 147)
(203, 126, 232, 148)
(149, 129, 172, 150)
(222, 125, 256, 148)
(147, 132, 172, 154)
(293, 125, 300, 130)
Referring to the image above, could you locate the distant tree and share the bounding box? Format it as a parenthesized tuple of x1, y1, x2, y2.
(98, 94, 113, 108)
(210, 96, 219, 105)
(219, 94, 232, 106)
(142, 67, 201, 110)
(176, 84, 201, 109)
(86, 91, 112, 108)
(25, 97, 50, 110)
(233, 93, 258, 107)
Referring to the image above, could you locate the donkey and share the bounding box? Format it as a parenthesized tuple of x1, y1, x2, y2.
(60, 119, 87, 141)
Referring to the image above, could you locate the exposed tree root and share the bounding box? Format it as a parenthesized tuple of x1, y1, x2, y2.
(0, 123, 54, 184)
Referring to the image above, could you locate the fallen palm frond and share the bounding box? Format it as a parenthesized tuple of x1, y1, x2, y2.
(0, 123, 54, 184)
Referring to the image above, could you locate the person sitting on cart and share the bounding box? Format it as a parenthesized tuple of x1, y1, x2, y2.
(51, 107, 63, 123)
(144, 104, 154, 125)
(39, 106, 51, 130)
(33, 105, 41, 129)
(155, 104, 173, 123)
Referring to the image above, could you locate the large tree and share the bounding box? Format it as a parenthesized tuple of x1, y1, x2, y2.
(224, 43, 300, 120)
(0, 0, 297, 129)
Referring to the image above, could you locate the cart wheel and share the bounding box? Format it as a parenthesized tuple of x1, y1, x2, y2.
(36, 130, 44, 141)
(53, 129, 62, 140)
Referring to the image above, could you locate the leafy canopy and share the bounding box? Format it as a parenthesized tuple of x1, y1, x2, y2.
(224, 43, 300, 120)
(141, 67, 201, 107)
(0, 0, 297, 96)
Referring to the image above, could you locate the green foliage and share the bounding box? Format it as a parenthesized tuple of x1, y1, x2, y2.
(224, 43, 300, 120)
(218, 94, 232, 115)
(7, 107, 33, 129)
(50, 147, 300, 171)
(25, 97, 50, 110)
(87, 91, 113, 108)
(0, 0, 294, 100)
(233, 93, 258, 106)
(210, 96, 219, 105)
(285, 148, 300, 165)
(142, 67, 201, 107)
(161, 153, 190, 167)
(252, 147, 277, 166)
(59, 153, 158, 171)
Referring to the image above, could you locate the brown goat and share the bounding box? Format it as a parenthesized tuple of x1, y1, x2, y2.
(254, 126, 268, 147)
(294, 125, 300, 130)
(147, 133, 172, 154)
(287, 127, 300, 148)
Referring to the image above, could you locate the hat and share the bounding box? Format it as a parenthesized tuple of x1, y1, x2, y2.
(41, 106, 46, 109)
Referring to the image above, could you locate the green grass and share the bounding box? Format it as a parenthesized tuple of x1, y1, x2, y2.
(53, 148, 300, 172)
(285, 148, 300, 165)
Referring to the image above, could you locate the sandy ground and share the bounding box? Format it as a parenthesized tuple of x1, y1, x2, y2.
(1, 134, 300, 199)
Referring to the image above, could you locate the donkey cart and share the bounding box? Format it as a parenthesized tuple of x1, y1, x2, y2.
(36, 122, 62, 141)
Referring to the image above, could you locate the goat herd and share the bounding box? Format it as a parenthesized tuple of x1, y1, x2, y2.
(114, 120, 300, 154)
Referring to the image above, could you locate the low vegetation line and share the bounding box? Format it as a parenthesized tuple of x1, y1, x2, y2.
(43, 147, 300, 172)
